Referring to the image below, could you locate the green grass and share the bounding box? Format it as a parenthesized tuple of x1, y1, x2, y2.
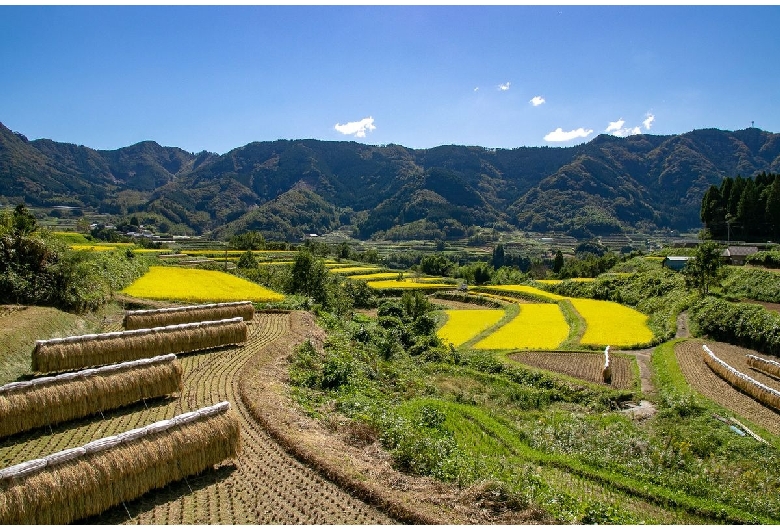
(557, 299, 586, 349)
(0, 306, 102, 383)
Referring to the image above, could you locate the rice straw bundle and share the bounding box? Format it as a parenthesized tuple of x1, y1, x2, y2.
(602, 345, 612, 384)
(0, 355, 182, 439)
(0, 402, 240, 524)
(702, 345, 780, 411)
(123, 301, 255, 330)
(746, 354, 780, 378)
(32, 318, 248, 374)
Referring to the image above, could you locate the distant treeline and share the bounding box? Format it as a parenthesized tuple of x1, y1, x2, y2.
(701, 172, 780, 241)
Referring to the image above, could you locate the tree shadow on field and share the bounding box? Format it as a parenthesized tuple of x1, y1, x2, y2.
(77, 463, 239, 524)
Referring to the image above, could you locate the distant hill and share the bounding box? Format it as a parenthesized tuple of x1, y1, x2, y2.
(2, 121, 779, 241)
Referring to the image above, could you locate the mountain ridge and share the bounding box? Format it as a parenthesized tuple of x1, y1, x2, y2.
(2, 121, 779, 240)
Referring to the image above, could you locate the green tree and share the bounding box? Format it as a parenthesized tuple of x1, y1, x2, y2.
(287, 250, 329, 305)
(491, 243, 505, 269)
(552, 250, 564, 274)
(420, 254, 452, 276)
(229, 231, 266, 250)
(700, 185, 723, 236)
(75, 217, 91, 234)
(12, 203, 37, 235)
(237, 250, 258, 269)
(765, 175, 780, 239)
(683, 241, 724, 296)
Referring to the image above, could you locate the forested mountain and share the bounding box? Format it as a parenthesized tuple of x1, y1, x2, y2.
(2, 121, 780, 241)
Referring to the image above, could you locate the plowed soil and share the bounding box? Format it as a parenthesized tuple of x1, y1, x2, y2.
(509, 351, 635, 390)
(674, 339, 780, 436)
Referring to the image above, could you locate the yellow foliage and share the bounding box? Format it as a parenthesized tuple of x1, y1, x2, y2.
(122, 266, 284, 303)
(437, 309, 504, 347)
(474, 304, 569, 350)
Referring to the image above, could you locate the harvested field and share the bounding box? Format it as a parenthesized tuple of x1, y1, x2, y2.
(508, 351, 636, 390)
(675, 339, 780, 436)
(0, 312, 393, 524)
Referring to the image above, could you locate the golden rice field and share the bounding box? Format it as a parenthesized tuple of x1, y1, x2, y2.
(437, 309, 505, 347)
(480, 285, 566, 301)
(328, 266, 383, 275)
(70, 245, 118, 251)
(568, 298, 653, 348)
(474, 304, 569, 350)
(367, 279, 453, 290)
(182, 250, 296, 257)
(536, 278, 595, 285)
(349, 272, 405, 281)
(122, 266, 285, 303)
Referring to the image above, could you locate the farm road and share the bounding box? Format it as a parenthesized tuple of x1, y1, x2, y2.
(1, 312, 394, 524)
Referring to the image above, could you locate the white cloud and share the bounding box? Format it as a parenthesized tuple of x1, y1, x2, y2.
(605, 113, 654, 137)
(530, 96, 545, 106)
(606, 118, 625, 133)
(544, 127, 594, 142)
(498, 82, 511, 91)
(474, 87, 479, 92)
(334, 117, 376, 138)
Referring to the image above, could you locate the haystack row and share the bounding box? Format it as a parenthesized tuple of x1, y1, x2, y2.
(746, 354, 780, 378)
(32, 317, 248, 374)
(123, 301, 255, 330)
(702, 345, 780, 411)
(0, 401, 240, 525)
(0, 354, 182, 439)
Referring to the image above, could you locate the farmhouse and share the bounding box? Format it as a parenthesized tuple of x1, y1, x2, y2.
(721, 245, 758, 266)
(662, 256, 692, 271)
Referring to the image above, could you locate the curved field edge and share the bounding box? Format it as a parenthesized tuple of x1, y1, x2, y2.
(236, 311, 487, 524)
(659, 339, 780, 439)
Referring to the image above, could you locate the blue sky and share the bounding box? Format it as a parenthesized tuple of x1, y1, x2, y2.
(1, 5, 779, 154)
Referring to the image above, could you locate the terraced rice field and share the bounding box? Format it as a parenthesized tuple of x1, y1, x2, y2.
(509, 351, 635, 389)
(675, 339, 780, 436)
(437, 309, 505, 347)
(536, 278, 595, 284)
(473, 304, 569, 350)
(349, 272, 405, 281)
(122, 266, 285, 303)
(569, 299, 653, 348)
(367, 279, 453, 290)
(480, 285, 566, 302)
(328, 266, 383, 275)
(0, 313, 393, 524)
